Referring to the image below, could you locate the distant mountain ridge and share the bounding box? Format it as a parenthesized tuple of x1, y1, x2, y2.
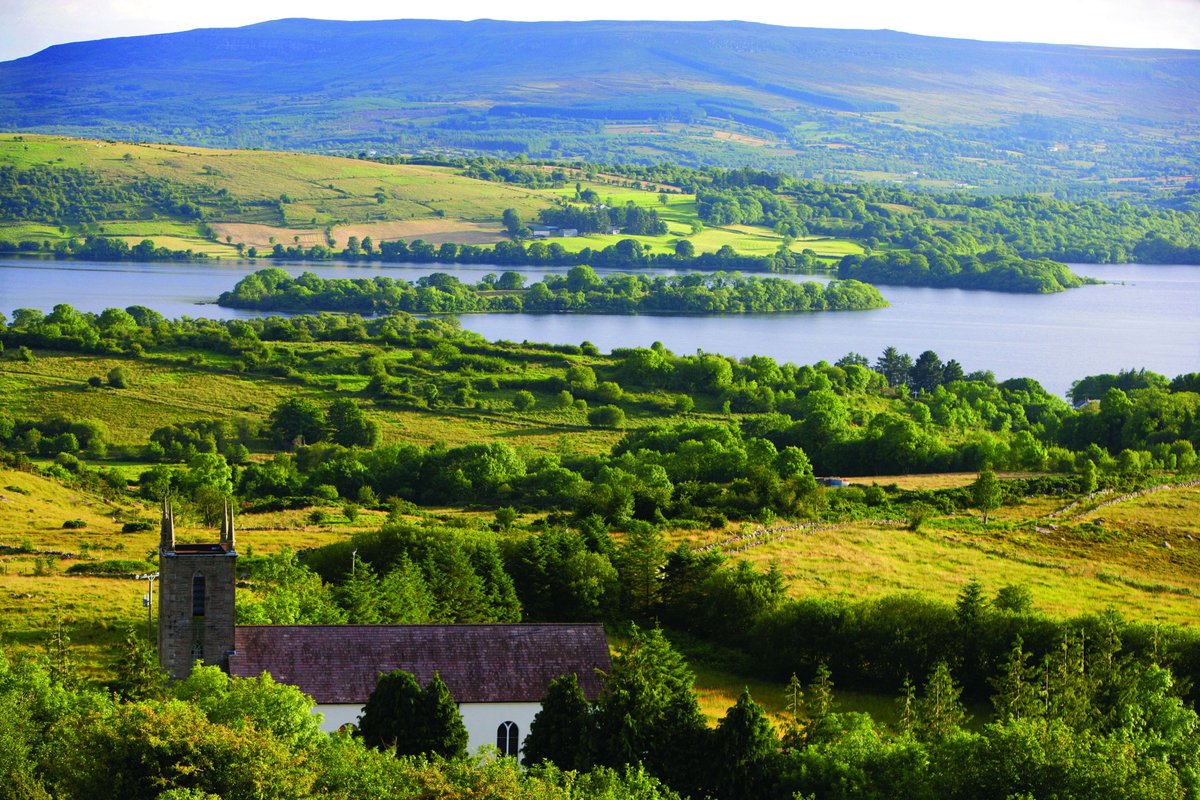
(0, 19, 1196, 193)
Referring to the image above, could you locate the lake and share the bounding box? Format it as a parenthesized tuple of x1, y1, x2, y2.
(1, 258, 1197, 399)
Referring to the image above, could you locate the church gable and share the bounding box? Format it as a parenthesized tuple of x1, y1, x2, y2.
(228, 624, 610, 705)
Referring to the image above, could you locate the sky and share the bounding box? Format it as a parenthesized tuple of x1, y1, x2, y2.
(2, 0, 1199, 61)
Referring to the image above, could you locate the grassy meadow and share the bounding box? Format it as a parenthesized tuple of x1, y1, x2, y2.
(668, 483, 1200, 628)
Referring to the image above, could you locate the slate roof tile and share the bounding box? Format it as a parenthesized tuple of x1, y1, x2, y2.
(228, 624, 610, 704)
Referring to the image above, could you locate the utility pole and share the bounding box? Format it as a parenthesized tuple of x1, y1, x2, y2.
(136, 572, 159, 640)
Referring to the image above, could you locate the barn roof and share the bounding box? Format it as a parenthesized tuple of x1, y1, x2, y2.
(228, 624, 610, 704)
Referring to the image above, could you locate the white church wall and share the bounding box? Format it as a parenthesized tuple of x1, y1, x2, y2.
(314, 701, 541, 757)
(461, 702, 540, 757)
(315, 704, 362, 733)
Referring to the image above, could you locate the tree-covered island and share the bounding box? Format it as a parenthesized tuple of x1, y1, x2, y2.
(217, 267, 888, 315)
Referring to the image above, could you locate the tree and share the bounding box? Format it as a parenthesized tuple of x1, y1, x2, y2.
(268, 398, 327, 449)
(804, 663, 835, 730)
(875, 346, 913, 388)
(994, 584, 1034, 614)
(237, 550, 347, 625)
(1080, 458, 1099, 494)
(419, 673, 469, 758)
(990, 637, 1040, 721)
(617, 523, 665, 616)
(502, 208, 523, 237)
(908, 350, 944, 393)
(591, 626, 707, 793)
(357, 669, 467, 758)
(327, 398, 379, 448)
(337, 561, 385, 623)
(912, 661, 968, 740)
(566, 264, 601, 293)
(111, 628, 168, 701)
(495, 270, 526, 290)
(711, 689, 780, 800)
(972, 467, 1003, 523)
(522, 673, 591, 768)
(674, 240, 695, 258)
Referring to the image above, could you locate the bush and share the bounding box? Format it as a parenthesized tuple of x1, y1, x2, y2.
(107, 366, 130, 389)
(513, 389, 536, 411)
(62, 519, 88, 529)
(87, 376, 103, 388)
(588, 405, 626, 428)
(121, 520, 155, 533)
(65, 559, 155, 576)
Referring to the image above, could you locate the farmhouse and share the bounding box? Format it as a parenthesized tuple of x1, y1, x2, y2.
(528, 225, 579, 238)
(156, 502, 610, 756)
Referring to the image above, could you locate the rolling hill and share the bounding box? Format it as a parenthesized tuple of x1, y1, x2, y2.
(0, 19, 1196, 194)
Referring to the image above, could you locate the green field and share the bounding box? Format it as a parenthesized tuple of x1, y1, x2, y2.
(0, 348, 637, 455)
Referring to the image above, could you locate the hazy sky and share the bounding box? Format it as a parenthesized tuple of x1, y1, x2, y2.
(3, 0, 1199, 61)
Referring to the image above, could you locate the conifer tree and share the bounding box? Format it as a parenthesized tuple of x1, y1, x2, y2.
(357, 669, 424, 752)
(378, 556, 435, 623)
(591, 626, 706, 794)
(711, 689, 780, 800)
(781, 672, 806, 747)
(336, 560, 384, 624)
(990, 637, 1040, 721)
(913, 661, 968, 741)
(111, 628, 167, 701)
(357, 669, 467, 758)
(522, 673, 591, 768)
(804, 662, 835, 728)
(419, 673, 469, 759)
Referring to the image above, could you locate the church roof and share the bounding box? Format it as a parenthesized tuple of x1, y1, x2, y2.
(228, 624, 610, 704)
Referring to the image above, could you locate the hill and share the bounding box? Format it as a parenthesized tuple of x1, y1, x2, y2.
(0, 134, 860, 261)
(0, 19, 1197, 195)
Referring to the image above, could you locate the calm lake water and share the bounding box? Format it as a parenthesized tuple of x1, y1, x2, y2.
(1, 258, 1197, 399)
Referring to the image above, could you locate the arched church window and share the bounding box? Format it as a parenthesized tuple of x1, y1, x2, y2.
(192, 574, 206, 616)
(496, 720, 519, 756)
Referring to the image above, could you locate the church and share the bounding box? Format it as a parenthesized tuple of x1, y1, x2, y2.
(156, 501, 611, 757)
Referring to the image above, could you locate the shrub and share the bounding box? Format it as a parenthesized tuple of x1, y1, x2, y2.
(588, 405, 626, 428)
(121, 520, 155, 533)
(62, 519, 88, 529)
(107, 366, 130, 389)
(513, 390, 536, 411)
(66, 559, 155, 576)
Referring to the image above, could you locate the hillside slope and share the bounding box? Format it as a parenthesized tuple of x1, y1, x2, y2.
(0, 19, 1196, 193)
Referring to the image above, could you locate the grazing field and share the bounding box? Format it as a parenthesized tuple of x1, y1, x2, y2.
(672, 484, 1200, 628)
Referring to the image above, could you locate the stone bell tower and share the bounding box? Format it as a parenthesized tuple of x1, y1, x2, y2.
(157, 498, 238, 680)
